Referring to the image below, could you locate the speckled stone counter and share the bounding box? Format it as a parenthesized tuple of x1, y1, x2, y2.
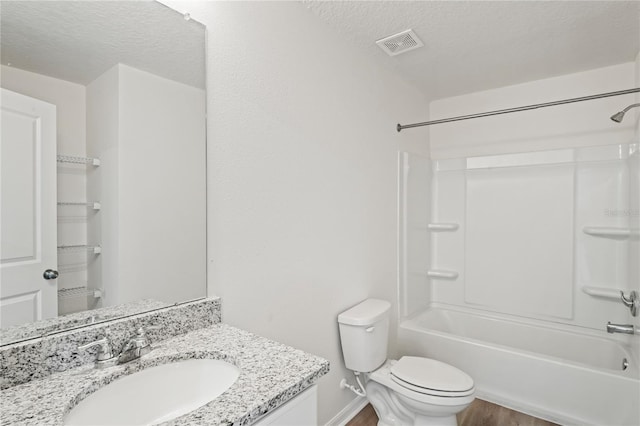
(0, 324, 329, 426)
(1, 298, 221, 389)
(0, 299, 169, 346)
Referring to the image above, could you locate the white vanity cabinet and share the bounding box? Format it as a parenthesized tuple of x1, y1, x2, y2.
(253, 385, 318, 426)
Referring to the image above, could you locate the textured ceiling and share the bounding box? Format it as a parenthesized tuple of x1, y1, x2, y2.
(1, 1, 205, 89)
(3, 1, 637, 98)
(305, 1, 640, 100)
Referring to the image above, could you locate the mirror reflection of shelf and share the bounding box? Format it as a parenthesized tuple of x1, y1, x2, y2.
(427, 223, 459, 231)
(58, 286, 103, 300)
(583, 226, 636, 239)
(57, 245, 102, 254)
(57, 201, 101, 210)
(56, 154, 100, 166)
(427, 269, 459, 280)
(58, 263, 88, 273)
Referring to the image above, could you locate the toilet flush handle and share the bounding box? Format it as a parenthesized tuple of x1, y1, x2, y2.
(365, 326, 375, 333)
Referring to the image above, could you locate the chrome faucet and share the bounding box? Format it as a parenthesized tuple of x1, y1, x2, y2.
(78, 326, 159, 369)
(606, 322, 636, 335)
(77, 337, 117, 369)
(117, 327, 155, 364)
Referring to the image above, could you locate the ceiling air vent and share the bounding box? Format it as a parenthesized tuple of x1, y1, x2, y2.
(376, 29, 424, 57)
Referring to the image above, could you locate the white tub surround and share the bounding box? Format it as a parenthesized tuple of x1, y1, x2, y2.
(421, 144, 639, 330)
(399, 307, 639, 425)
(0, 323, 329, 426)
(401, 143, 640, 328)
(398, 142, 640, 425)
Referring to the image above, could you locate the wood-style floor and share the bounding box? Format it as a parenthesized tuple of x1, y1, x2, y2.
(346, 404, 378, 426)
(346, 400, 559, 426)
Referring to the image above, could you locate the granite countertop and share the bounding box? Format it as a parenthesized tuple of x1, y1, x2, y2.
(0, 324, 329, 426)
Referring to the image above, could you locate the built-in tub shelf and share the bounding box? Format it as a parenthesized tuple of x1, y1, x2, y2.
(582, 286, 623, 301)
(57, 245, 102, 254)
(58, 286, 103, 300)
(427, 269, 459, 280)
(56, 155, 101, 166)
(427, 223, 459, 232)
(57, 201, 101, 210)
(582, 227, 635, 239)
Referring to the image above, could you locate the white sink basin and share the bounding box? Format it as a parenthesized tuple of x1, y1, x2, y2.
(64, 359, 240, 426)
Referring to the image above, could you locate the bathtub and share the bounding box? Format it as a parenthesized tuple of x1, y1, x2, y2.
(398, 307, 640, 426)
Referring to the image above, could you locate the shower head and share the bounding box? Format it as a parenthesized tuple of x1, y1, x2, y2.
(610, 103, 640, 123)
(610, 111, 626, 123)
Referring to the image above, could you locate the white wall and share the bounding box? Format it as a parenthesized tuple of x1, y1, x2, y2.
(118, 64, 206, 304)
(161, 1, 428, 423)
(1, 65, 89, 314)
(87, 64, 206, 307)
(87, 65, 119, 307)
(1, 65, 86, 159)
(430, 63, 637, 159)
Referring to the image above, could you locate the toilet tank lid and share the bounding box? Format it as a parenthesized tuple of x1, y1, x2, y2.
(338, 299, 391, 326)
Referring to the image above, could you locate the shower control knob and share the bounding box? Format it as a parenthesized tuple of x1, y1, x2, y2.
(621, 291, 639, 317)
(43, 269, 59, 280)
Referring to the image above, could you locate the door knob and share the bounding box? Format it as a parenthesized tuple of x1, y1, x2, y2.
(43, 269, 59, 280)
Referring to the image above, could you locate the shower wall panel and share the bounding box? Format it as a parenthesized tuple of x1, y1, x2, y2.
(398, 152, 431, 319)
(429, 165, 465, 305)
(574, 149, 632, 329)
(427, 144, 637, 331)
(629, 147, 639, 305)
(465, 164, 574, 319)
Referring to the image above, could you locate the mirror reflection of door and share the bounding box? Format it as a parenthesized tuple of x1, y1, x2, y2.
(1, 88, 58, 327)
(0, 1, 206, 341)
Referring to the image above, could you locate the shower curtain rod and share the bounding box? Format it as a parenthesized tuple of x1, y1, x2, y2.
(397, 87, 640, 132)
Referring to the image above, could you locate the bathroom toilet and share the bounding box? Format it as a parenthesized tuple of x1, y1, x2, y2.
(338, 299, 475, 426)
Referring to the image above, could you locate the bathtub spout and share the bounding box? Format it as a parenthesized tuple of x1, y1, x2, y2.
(606, 322, 635, 335)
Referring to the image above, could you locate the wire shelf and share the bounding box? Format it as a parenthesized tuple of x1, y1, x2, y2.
(56, 155, 100, 166)
(58, 286, 103, 300)
(57, 245, 101, 254)
(57, 201, 101, 210)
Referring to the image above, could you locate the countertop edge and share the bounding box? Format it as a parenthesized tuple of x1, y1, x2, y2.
(0, 323, 329, 426)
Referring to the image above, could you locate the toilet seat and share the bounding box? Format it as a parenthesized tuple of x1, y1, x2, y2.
(368, 359, 476, 408)
(390, 356, 474, 398)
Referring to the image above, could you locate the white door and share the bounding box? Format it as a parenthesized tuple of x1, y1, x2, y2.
(0, 88, 58, 328)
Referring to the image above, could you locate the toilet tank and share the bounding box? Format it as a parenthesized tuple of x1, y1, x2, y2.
(338, 299, 390, 373)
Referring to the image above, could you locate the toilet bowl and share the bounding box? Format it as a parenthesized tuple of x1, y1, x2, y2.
(367, 358, 475, 426)
(338, 299, 475, 426)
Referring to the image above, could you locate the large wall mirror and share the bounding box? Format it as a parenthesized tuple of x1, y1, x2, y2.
(0, 1, 207, 345)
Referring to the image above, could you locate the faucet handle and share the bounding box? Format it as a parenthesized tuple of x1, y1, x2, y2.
(78, 337, 116, 367)
(134, 325, 161, 339)
(116, 326, 161, 364)
(620, 291, 639, 317)
(131, 325, 161, 349)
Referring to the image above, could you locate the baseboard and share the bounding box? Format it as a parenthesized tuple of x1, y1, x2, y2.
(325, 396, 369, 426)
